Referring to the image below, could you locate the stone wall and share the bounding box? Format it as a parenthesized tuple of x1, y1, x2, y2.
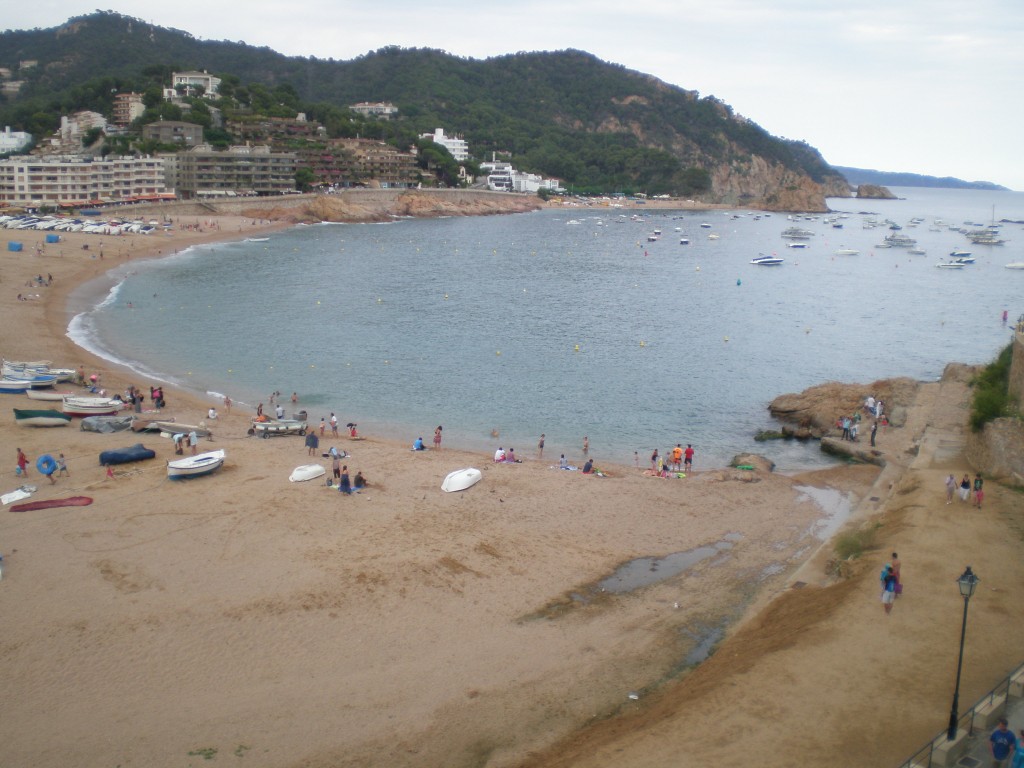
(1009, 331, 1024, 407)
(966, 418, 1024, 486)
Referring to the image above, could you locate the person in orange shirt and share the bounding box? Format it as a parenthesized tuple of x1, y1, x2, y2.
(671, 444, 683, 472)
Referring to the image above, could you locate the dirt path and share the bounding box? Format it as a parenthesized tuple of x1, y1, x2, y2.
(521, 367, 1024, 768)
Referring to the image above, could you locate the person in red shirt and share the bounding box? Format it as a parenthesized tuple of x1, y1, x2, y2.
(683, 444, 695, 472)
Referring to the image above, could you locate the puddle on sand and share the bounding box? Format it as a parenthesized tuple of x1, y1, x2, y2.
(794, 485, 853, 541)
(597, 536, 739, 595)
(681, 622, 727, 666)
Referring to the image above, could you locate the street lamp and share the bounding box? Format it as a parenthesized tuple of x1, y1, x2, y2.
(947, 566, 979, 740)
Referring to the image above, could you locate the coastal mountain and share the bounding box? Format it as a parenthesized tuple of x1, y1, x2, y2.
(0, 12, 852, 209)
(834, 166, 1008, 192)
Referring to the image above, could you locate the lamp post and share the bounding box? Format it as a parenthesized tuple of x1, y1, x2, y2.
(947, 566, 979, 740)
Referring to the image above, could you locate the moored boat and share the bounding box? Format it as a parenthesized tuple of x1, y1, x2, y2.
(1005, 262, 1024, 270)
(13, 408, 73, 427)
(750, 254, 784, 266)
(251, 419, 307, 437)
(834, 248, 859, 256)
(935, 262, 966, 269)
(167, 449, 226, 479)
(0, 379, 31, 394)
(26, 389, 76, 401)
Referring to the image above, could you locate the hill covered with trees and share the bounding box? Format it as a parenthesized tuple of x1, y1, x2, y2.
(0, 12, 851, 207)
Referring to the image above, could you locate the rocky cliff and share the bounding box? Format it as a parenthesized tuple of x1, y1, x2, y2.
(768, 377, 921, 438)
(855, 184, 897, 199)
(708, 151, 852, 212)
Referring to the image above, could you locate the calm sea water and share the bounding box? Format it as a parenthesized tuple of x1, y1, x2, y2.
(69, 187, 1024, 470)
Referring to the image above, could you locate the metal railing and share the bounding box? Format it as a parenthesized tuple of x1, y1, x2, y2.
(898, 661, 1024, 767)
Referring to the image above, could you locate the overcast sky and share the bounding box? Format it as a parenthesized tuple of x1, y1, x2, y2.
(10, 1, 1024, 190)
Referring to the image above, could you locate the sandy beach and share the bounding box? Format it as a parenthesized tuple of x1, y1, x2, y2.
(1, 206, 1022, 768)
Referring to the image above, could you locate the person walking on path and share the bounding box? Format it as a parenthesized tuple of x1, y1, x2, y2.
(945, 474, 957, 504)
(891, 552, 902, 597)
(974, 474, 985, 509)
(880, 564, 897, 615)
(57, 453, 69, 477)
(16, 447, 29, 477)
(537, 434, 545, 459)
(959, 474, 972, 503)
(990, 717, 1017, 767)
(870, 420, 878, 447)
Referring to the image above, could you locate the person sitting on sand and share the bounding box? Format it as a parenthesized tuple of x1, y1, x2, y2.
(582, 459, 594, 474)
(207, 407, 218, 420)
(493, 446, 506, 462)
(354, 471, 366, 489)
(349, 423, 359, 438)
(506, 448, 517, 463)
(559, 454, 568, 469)
(413, 437, 426, 451)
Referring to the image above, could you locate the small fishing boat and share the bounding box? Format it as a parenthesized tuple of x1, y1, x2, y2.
(26, 389, 77, 401)
(167, 449, 226, 479)
(707, 233, 720, 240)
(0, 379, 31, 394)
(935, 262, 966, 269)
(13, 408, 72, 427)
(786, 242, 809, 249)
(679, 237, 690, 245)
(62, 396, 125, 416)
(251, 418, 307, 438)
(289, 464, 326, 483)
(245, 237, 269, 243)
(1004, 262, 1024, 270)
(441, 467, 483, 493)
(750, 254, 784, 266)
(834, 248, 859, 256)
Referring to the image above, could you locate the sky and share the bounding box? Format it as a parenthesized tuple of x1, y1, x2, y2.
(10, 1, 1024, 190)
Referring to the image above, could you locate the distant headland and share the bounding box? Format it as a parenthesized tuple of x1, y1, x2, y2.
(833, 166, 1010, 192)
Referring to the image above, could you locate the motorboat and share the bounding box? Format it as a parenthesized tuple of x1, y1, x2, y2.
(953, 255, 975, 264)
(935, 262, 966, 269)
(884, 233, 917, 248)
(750, 254, 784, 266)
(707, 233, 720, 240)
(245, 237, 269, 243)
(834, 248, 859, 256)
(679, 237, 690, 245)
(786, 242, 809, 249)
(167, 449, 226, 479)
(781, 226, 814, 239)
(1004, 262, 1024, 270)
(13, 408, 72, 427)
(289, 464, 326, 483)
(950, 249, 972, 258)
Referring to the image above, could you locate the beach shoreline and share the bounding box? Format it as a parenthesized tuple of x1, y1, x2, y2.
(1, 205, 1022, 768)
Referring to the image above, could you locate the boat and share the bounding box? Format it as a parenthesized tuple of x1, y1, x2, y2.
(679, 238, 690, 245)
(935, 262, 966, 269)
(781, 226, 814, 239)
(647, 234, 659, 242)
(908, 248, 927, 255)
(883, 233, 917, 248)
(289, 464, 326, 483)
(62, 396, 124, 416)
(99, 443, 157, 466)
(1004, 263, 1024, 270)
(441, 467, 483, 493)
(786, 242, 809, 249)
(26, 389, 76, 401)
(834, 248, 859, 256)
(950, 249, 972, 258)
(707, 233, 720, 240)
(167, 449, 226, 480)
(953, 255, 975, 264)
(251, 418, 307, 438)
(700, 222, 712, 228)
(0, 379, 31, 394)
(245, 237, 269, 243)
(13, 408, 72, 427)
(750, 254, 784, 266)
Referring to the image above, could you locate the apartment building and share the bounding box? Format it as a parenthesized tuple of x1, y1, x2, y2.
(0, 155, 167, 207)
(164, 144, 296, 198)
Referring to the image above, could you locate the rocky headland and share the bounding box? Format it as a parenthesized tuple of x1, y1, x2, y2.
(855, 183, 897, 199)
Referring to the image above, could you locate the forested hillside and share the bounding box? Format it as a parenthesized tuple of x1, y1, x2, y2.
(0, 12, 849, 205)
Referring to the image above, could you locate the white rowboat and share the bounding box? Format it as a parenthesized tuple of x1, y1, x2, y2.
(289, 464, 326, 483)
(441, 467, 482, 493)
(167, 449, 226, 479)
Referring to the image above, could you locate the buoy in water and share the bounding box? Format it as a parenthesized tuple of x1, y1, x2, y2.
(574, 344, 580, 352)
(736, 278, 742, 286)
(496, 350, 501, 356)
(724, 336, 730, 342)
(639, 341, 646, 347)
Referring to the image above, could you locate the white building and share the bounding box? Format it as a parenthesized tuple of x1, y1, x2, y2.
(171, 71, 221, 97)
(0, 155, 168, 207)
(479, 160, 562, 194)
(0, 126, 32, 154)
(350, 102, 399, 120)
(420, 128, 469, 162)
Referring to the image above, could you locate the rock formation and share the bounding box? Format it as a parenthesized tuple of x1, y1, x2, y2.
(855, 184, 897, 200)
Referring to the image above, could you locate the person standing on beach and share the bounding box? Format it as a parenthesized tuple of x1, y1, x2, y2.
(684, 444, 694, 472)
(974, 474, 984, 509)
(841, 416, 851, 441)
(305, 429, 319, 456)
(257, 402, 264, 418)
(16, 447, 29, 477)
(338, 465, 352, 495)
(434, 426, 443, 450)
(223, 395, 232, 414)
(330, 413, 338, 437)
(891, 552, 902, 597)
(57, 453, 69, 477)
(945, 474, 957, 504)
(319, 418, 326, 437)
(650, 448, 659, 472)
(582, 436, 589, 457)
(188, 430, 198, 456)
(332, 452, 341, 481)
(959, 474, 971, 503)
(538, 433, 545, 459)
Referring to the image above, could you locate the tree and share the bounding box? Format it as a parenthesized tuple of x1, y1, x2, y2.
(295, 166, 315, 191)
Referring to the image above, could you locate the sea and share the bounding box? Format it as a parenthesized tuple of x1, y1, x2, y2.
(67, 186, 1024, 471)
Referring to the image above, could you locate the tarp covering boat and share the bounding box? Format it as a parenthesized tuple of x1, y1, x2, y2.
(80, 415, 135, 433)
(99, 443, 156, 466)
